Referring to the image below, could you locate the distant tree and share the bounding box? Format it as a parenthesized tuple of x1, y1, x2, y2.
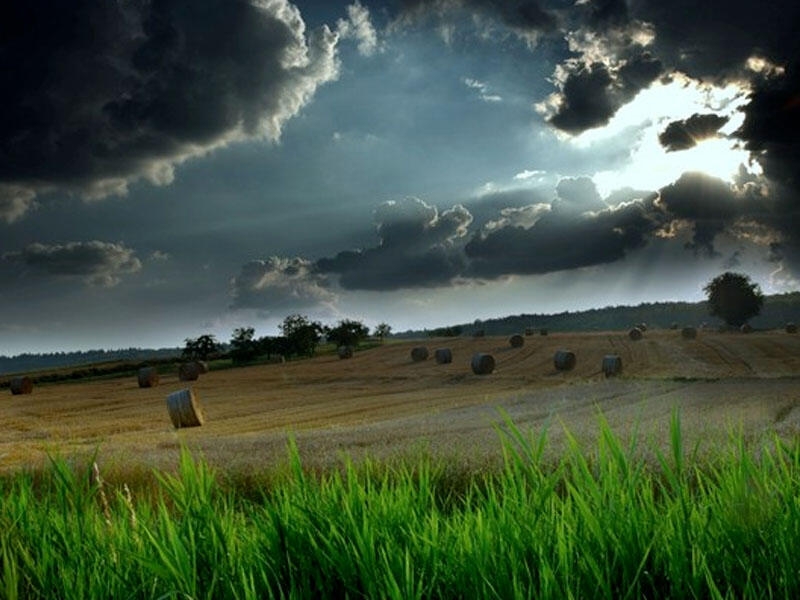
(327, 319, 370, 348)
(229, 327, 259, 364)
(281, 314, 324, 357)
(182, 334, 219, 360)
(704, 272, 764, 326)
(374, 322, 392, 341)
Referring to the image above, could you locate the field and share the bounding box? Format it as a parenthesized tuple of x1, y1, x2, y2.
(3, 329, 799, 475)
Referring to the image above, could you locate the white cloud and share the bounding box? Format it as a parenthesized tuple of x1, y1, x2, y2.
(337, 1, 381, 56)
(463, 78, 503, 102)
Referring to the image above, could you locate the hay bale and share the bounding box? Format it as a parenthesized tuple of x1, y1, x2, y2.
(10, 376, 33, 395)
(602, 354, 622, 377)
(434, 348, 452, 364)
(137, 367, 159, 388)
(509, 334, 524, 348)
(740, 323, 753, 334)
(554, 350, 576, 371)
(539, 328, 548, 336)
(337, 345, 354, 359)
(681, 326, 697, 340)
(472, 329, 485, 338)
(785, 322, 797, 334)
(166, 388, 204, 428)
(670, 322, 679, 330)
(178, 362, 201, 381)
(411, 346, 429, 362)
(628, 327, 643, 341)
(471, 352, 495, 375)
(524, 327, 534, 336)
(196, 361, 210, 374)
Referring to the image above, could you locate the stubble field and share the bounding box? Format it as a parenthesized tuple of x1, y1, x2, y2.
(2, 329, 800, 475)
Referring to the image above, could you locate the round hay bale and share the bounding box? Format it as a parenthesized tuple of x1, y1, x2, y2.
(628, 327, 643, 341)
(10, 376, 33, 395)
(471, 352, 495, 375)
(166, 388, 204, 428)
(554, 350, 576, 371)
(472, 329, 485, 338)
(196, 361, 209, 374)
(137, 367, 159, 388)
(785, 322, 797, 334)
(740, 323, 753, 334)
(509, 334, 524, 348)
(337, 345, 354, 359)
(524, 327, 534, 336)
(434, 347, 452, 364)
(178, 362, 201, 381)
(601, 354, 622, 377)
(411, 346, 429, 362)
(539, 328, 548, 336)
(681, 326, 697, 340)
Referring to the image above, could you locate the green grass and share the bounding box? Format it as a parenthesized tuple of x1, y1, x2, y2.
(2, 412, 800, 599)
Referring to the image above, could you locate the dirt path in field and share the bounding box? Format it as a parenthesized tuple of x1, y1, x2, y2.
(2, 330, 800, 474)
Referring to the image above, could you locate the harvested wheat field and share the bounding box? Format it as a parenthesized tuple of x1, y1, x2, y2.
(2, 329, 800, 474)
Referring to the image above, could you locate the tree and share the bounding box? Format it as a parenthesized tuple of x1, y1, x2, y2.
(327, 319, 370, 348)
(373, 322, 392, 341)
(182, 334, 220, 360)
(703, 272, 764, 326)
(281, 314, 324, 357)
(229, 327, 259, 364)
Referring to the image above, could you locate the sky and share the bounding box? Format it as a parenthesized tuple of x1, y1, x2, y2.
(1, 0, 799, 354)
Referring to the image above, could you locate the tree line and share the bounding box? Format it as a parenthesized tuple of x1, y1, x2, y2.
(181, 316, 392, 364)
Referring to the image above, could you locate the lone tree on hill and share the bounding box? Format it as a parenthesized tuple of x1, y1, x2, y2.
(327, 319, 370, 348)
(703, 272, 764, 327)
(182, 334, 219, 360)
(373, 322, 392, 341)
(281, 314, 324, 357)
(229, 327, 259, 364)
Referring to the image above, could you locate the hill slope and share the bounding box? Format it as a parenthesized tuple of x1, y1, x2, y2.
(396, 293, 800, 338)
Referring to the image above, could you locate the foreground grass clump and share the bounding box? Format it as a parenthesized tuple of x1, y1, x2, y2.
(2, 414, 800, 599)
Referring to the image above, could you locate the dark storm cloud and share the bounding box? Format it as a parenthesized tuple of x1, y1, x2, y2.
(657, 172, 742, 256)
(734, 63, 800, 278)
(3, 241, 141, 287)
(0, 0, 338, 222)
(316, 197, 472, 290)
(628, 0, 800, 81)
(464, 180, 660, 277)
(230, 256, 336, 312)
(658, 113, 729, 152)
(545, 52, 662, 134)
